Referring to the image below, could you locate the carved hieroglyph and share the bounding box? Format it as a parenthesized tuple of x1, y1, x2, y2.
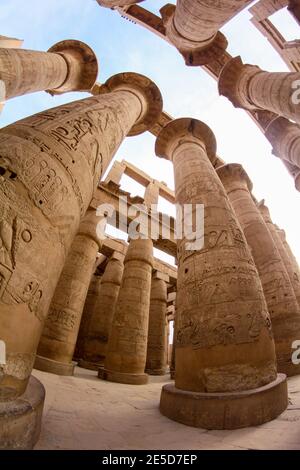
(0, 40, 98, 101)
(259, 202, 300, 308)
(35, 209, 102, 375)
(99, 238, 153, 385)
(0, 71, 162, 400)
(217, 164, 300, 376)
(74, 273, 102, 361)
(146, 272, 168, 375)
(219, 56, 300, 125)
(156, 118, 287, 429)
(80, 251, 125, 369)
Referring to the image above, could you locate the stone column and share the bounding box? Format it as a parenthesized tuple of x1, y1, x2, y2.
(265, 117, 300, 190)
(74, 273, 103, 361)
(0, 72, 162, 448)
(259, 202, 300, 308)
(78, 250, 125, 370)
(219, 56, 300, 125)
(0, 40, 98, 101)
(155, 118, 287, 430)
(277, 228, 300, 282)
(34, 209, 102, 375)
(144, 181, 160, 208)
(99, 238, 153, 385)
(217, 164, 300, 376)
(146, 271, 169, 375)
(160, 2, 230, 66)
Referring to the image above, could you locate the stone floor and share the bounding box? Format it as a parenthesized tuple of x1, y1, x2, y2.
(33, 367, 300, 450)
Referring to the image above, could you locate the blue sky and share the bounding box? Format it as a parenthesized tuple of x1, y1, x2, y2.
(1, 0, 300, 265)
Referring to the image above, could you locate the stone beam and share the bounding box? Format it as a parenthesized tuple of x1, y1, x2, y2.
(91, 182, 177, 257)
(0, 35, 23, 48)
(99, 237, 177, 284)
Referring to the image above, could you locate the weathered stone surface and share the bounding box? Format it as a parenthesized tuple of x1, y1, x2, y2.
(219, 56, 300, 124)
(97, 0, 143, 6)
(0, 71, 162, 400)
(99, 238, 153, 385)
(217, 164, 300, 376)
(35, 209, 102, 375)
(161, 1, 230, 65)
(0, 40, 98, 100)
(0, 376, 45, 449)
(155, 117, 287, 429)
(146, 273, 168, 375)
(74, 274, 102, 361)
(259, 202, 300, 308)
(160, 374, 288, 430)
(79, 251, 125, 370)
(265, 117, 300, 190)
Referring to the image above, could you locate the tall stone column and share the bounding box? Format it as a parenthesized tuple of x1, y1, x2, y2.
(161, 1, 253, 65)
(0, 40, 98, 101)
(74, 273, 103, 361)
(34, 209, 102, 375)
(265, 117, 300, 190)
(219, 56, 300, 125)
(259, 202, 300, 307)
(217, 164, 300, 376)
(99, 238, 153, 385)
(155, 118, 287, 430)
(78, 250, 125, 370)
(0, 72, 162, 448)
(277, 228, 300, 282)
(146, 271, 169, 375)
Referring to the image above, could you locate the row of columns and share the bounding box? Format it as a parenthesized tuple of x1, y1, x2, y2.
(0, 37, 163, 448)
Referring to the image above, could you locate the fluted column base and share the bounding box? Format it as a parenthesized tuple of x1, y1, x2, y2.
(98, 368, 148, 385)
(34, 355, 76, 377)
(0, 376, 45, 449)
(160, 374, 287, 430)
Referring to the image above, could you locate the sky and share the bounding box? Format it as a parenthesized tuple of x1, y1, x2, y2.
(1, 0, 300, 267)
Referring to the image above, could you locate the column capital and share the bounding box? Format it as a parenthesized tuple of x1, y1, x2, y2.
(77, 208, 103, 248)
(161, 4, 228, 66)
(218, 56, 261, 110)
(217, 163, 253, 192)
(94, 72, 163, 136)
(47, 40, 98, 95)
(125, 238, 153, 268)
(155, 118, 217, 163)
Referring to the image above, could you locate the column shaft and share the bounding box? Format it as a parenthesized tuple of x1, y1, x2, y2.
(217, 164, 300, 376)
(0, 72, 162, 399)
(146, 274, 168, 375)
(0, 40, 98, 100)
(174, 0, 252, 43)
(156, 118, 287, 429)
(219, 57, 300, 124)
(35, 209, 102, 375)
(259, 203, 300, 307)
(74, 274, 103, 361)
(99, 238, 153, 385)
(79, 252, 124, 370)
